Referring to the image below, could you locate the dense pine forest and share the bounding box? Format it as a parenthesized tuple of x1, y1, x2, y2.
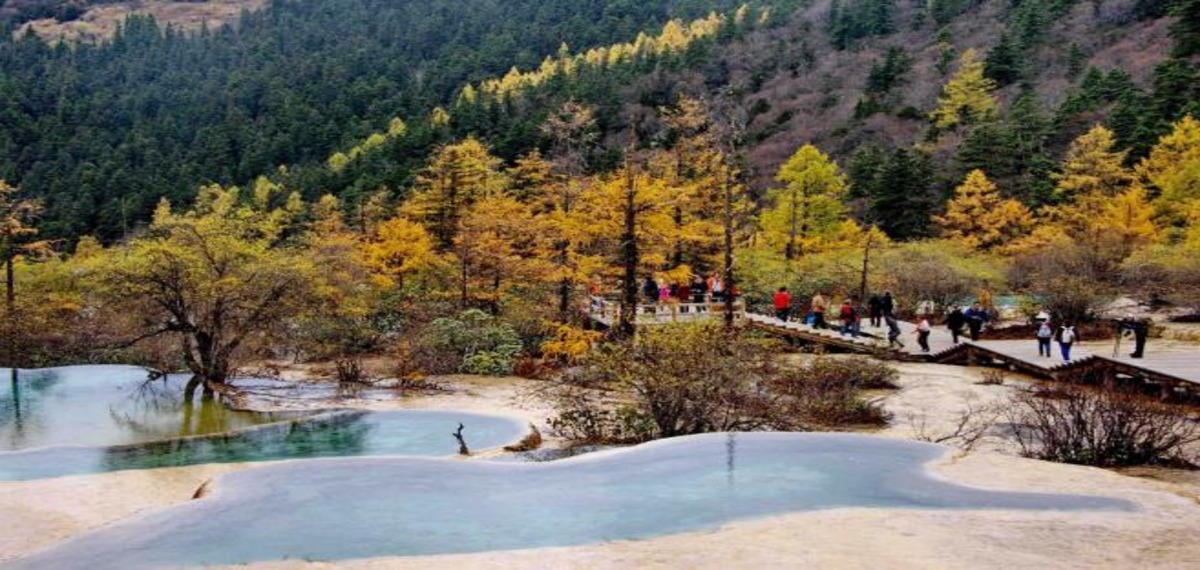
(1, 0, 1194, 242)
(0, 0, 757, 239)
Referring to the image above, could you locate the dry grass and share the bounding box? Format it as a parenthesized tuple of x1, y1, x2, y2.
(16, 0, 267, 43)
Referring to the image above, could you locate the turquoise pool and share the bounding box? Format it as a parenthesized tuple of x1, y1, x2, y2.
(0, 366, 526, 480)
(7, 433, 1136, 569)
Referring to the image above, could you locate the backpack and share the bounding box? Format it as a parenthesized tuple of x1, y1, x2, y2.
(1060, 327, 1076, 344)
(1037, 323, 1052, 338)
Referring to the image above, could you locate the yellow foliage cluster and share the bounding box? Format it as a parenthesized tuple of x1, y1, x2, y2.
(935, 170, 1032, 251)
(475, 10, 739, 100)
(930, 49, 998, 130)
(327, 116, 408, 172)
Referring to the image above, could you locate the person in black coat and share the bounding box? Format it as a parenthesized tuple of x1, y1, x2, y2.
(867, 294, 883, 327)
(642, 276, 659, 304)
(881, 292, 895, 317)
(1116, 316, 1151, 358)
(946, 305, 965, 344)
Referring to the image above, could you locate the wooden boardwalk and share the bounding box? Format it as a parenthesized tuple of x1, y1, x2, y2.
(586, 305, 1199, 397)
(744, 313, 1200, 399)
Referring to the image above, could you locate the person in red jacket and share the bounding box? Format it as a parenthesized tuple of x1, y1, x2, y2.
(773, 287, 792, 322)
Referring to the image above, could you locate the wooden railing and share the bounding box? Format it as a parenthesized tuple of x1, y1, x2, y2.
(588, 296, 745, 326)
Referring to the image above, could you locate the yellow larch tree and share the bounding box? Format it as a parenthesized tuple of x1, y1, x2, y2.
(930, 49, 998, 130)
(359, 216, 443, 291)
(1053, 124, 1133, 199)
(453, 193, 550, 311)
(401, 137, 507, 248)
(1044, 125, 1135, 240)
(934, 169, 1032, 250)
(1100, 184, 1160, 250)
(761, 144, 848, 260)
(1136, 115, 1200, 225)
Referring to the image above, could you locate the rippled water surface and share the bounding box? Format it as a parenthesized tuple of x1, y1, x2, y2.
(8, 433, 1136, 569)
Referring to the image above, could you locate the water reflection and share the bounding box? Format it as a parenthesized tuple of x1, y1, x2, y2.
(0, 366, 298, 450)
(1, 369, 63, 446)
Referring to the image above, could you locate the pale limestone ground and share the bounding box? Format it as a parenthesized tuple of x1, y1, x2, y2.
(3, 364, 1200, 569)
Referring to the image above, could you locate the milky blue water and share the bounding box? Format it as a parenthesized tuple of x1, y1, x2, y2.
(0, 366, 526, 480)
(7, 433, 1135, 569)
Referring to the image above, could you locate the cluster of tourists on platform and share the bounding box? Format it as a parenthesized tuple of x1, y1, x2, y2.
(770, 287, 1155, 362)
(641, 273, 740, 305)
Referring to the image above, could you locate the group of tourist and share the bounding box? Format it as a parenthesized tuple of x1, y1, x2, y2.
(642, 274, 739, 305)
(768, 287, 1157, 362)
(773, 289, 914, 346)
(942, 303, 990, 344)
(1033, 315, 1079, 361)
(769, 288, 1003, 354)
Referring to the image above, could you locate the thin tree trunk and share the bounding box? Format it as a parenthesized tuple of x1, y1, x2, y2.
(723, 165, 736, 331)
(859, 231, 873, 302)
(618, 166, 639, 339)
(786, 192, 797, 261)
(4, 255, 13, 369)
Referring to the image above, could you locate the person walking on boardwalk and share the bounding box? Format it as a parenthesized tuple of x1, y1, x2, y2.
(964, 302, 988, 341)
(710, 272, 725, 302)
(946, 305, 965, 344)
(642, 275, 659, 304)
(881, 291, 895, 317)
(838, 299, 857, 337)
(811, 292, 829, 329)
(884, 313, 904, 348)
(1117, 316, 1150, 359)
(1058, 324, 1077, 362)
(1036, 317, 1054, 357)
(867, 294, 883, 327)
(915, 315, 931, 352)
(773, 287, 792, 322)
(691, 275, 707, 303)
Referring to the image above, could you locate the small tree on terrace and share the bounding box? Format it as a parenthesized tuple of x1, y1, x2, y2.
(101, 186, 317, 398)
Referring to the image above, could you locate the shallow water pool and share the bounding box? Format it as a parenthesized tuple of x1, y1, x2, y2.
(1, 366, 304, 450)
(8, 433, 1136, 569)
(0, 366, 527, 480)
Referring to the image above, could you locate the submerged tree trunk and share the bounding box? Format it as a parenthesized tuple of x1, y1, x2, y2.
(4, 256, 14, 369)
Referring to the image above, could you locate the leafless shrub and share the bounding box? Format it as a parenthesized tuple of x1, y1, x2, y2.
(545, 323, 796, 444)
(1002, 386, 1200, 468)
(769, 356, 897, 427)
(908, 400, 1002, 452)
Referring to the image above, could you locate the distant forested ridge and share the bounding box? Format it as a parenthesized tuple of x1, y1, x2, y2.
(0, 0, 749, 239)
(1, 0, 1198, 243)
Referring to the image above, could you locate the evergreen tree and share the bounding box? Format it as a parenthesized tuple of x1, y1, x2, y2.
(1171, 0, 1200, 57)
(984, 32, 1022, 87)
(867, 148, 937, 239)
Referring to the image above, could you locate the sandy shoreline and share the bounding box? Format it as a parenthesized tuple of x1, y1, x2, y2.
(2, 364, 1199, 569)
